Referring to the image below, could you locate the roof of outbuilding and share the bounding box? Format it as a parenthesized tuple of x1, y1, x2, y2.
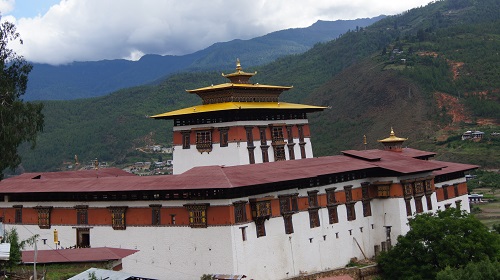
(22, 247, 138, 264)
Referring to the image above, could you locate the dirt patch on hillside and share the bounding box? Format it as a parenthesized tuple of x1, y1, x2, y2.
(448, 61, 464, 80)
(434, 92, 471, 125)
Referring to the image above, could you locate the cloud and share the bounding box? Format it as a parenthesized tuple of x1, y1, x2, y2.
(0, 0, 14, 15)
(4, 0, 434, 65)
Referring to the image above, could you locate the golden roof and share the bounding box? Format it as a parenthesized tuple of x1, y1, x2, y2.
(222, 58, 257, 78)
(150, 102, 327, 119)
(377, 128, 408, 143)
(186, 83, 292, 93)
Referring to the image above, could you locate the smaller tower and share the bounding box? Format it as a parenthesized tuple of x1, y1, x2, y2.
(377, 128, 407, 152)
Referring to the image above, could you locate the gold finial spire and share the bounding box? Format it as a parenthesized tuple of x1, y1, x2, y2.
(363, 135, 367, 150)
(236, 58, 242, 72)
(390, 127, 395, 137)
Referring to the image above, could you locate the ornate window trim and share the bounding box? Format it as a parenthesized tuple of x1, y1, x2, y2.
(308, 207, 320, 228)
(346, 202, 356, 221)
(75, 205, 88, 225)
(233, 201, 247, 224)
(34, 206, 53, 229)
(195, 130, 212, 153)
(150, 204, 162, 226)
(184, 203, 210, 228)
(219, 127, 229, 147)
(108, 206, 128, 230)
(181, 131, 190, 149)
(283, 213, 294, 234)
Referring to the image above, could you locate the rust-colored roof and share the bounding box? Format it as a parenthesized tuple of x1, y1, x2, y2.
(22, 247, 138, 264)
(0, 149, 475, 195)
(431, 160, 479, 176)
(11, 168, 134, 180)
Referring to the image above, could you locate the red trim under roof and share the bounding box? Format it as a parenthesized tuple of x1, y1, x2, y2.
(22, 247, 138, 264)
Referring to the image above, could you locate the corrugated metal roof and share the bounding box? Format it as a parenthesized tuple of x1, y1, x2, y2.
(22, 247, 138, 264)
(68, 267, 155, 280)
(150, 102, 326, 118)
(0, 149, 477, 195)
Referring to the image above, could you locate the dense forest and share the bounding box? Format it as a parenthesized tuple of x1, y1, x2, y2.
(14, 0, 500, 173)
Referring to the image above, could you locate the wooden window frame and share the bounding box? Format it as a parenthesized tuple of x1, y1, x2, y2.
(283, 213, 294, 234)
(307, 190, 319, 207)
(327, 205, 339, 224)
(233, 201, 247, 224)
(195, 130, 212, 153)
(415, 196, 424, 213)
(150, 204, 162, 226)
(346, 203, 356, 221)
(181, 131, 190, 149)
(34, 206, 53, 229)
(184, 203, 209, 228)
(308, 207, 320, 228)
(75, 205, 88, 225)
(219, 128, 229, 147)
(13, 205, 22, 224)
(108, 206, 128, 230)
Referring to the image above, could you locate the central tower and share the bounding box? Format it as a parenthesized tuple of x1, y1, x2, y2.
(152, 60, 326, 174)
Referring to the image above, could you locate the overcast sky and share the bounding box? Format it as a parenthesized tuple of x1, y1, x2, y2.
(1, 0, 434, 65)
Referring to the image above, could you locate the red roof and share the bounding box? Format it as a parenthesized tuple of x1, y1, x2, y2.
(11, 168, 134, 180)
(0, 149, 476, 194)
(22, 247, 138, 264)
(431, 160, 479, 175)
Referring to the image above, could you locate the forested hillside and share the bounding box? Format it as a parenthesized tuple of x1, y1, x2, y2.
(16, 0, 500, 173)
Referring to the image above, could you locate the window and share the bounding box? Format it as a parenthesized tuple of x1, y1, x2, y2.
(247, 146, 256, 164)
(297, 125, 305, 142)
(150, 204, 161, 226)
(170, 214, 176, 225)
(233, 201, 247, 223)
(299, 143, 306, 159)
(13, 205, 22, 224)
(196, 130, 212, 153)
(326, 187, 337, 205)
(287, 144, 295, 160)
(75, 205, 88, 225)
(34, 206, 52, 229)
(405, 199, 412, 216)
(415, 196, 423, 213)
(261, 146, 269, 162)
(219, 128, 229, 147)
(271, 126, 284, 143)
(245, 126, 254, 146)
(344, 185, 353, 203)
(443, 185, 449, 200)
(346, 203, 356, 221)
(414, 181, 424, 194)
(286, 125, 294, 143)
(377, 185, 390, 197)
(182, 131, 190, 149)
(184, 203, 209, 228)
(279, 194, 298, 215)
(273, 145, 286, 161)
(327, 205, 339, 224)
(426, 195, 433, 210)
(363, 201, 372, 217)
(455, 200, 461, 210)
(283, 214, 294, 234)
(259, 127, 267, 145)
(307, 190, 319, 207)
(453, 184, 459, 197)
(108, 206, 127, 230)
(255, 218, 266, 237)
(404, 183, 413, 198)
(308, 208, 320, 228)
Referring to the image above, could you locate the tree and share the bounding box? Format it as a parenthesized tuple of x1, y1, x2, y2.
(4, 227, 38, 271)
(377, 208, 500, 280)
(436, 259, 500, 280)
(0, 19, 44, 180)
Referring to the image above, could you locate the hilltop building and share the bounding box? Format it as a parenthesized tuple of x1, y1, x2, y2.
(151, 59, 325, 174)
(0, 61, 476, 280)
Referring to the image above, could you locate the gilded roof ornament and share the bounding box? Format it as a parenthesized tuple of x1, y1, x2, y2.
(377, 128, 408, 143)
(222, 59, 257, 82)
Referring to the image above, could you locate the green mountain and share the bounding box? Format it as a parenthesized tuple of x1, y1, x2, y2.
(25, 17, 383, 101)
(17, 0, 500, 173)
